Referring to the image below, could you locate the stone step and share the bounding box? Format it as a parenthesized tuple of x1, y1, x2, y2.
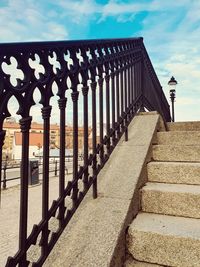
(141, 182, 200, 218)
(127, 212, 200, 267)
(167, 121, 200, 131)
(157, 131, 200, 145)
(147, 161, 200, 185)
(152, 145, 200, 162)
(125, 257, 163, 266)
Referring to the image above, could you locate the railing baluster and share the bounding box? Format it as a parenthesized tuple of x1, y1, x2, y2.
(3, 161, 7, 189)
(140, 58, 145, 111)
(82, 85, 89, 191)
(105, 73, 110, 154)
(120, 59, 124, 126)
(128, 60, 131, 119)
(0, 130, 6, 203)
(71, 90, 79, 209)
(110, 46, 116, 146)
(97, 45, 104, 167)
(124, 55, 129, 142)
(0, 130, 6, 196)
(124, 63, 128, 142)
(131, 63, 135, 114)
(124, 61, 128, 117)
(58, 97, 67, 226)
(111, 71, 116, 145)
(115, 69, 120, 138)
(80, 46, 90, 192)
(134, 62, 139, 103)
(19, 116, 32, 267)
(91, 80, 97, 198)
(98, 75, 104, 166)
(128, 43, 132, 117)
(41, 106, 51, 257)
(138, 61, 141, 100)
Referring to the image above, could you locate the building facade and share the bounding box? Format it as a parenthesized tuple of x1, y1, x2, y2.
(12, 132, 44, 159)
(2, 117, 93, 159)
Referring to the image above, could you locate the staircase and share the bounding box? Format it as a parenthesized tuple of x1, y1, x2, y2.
(126, 121, 200, 267)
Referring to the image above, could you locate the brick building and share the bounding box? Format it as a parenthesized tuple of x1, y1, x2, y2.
(12, 132, 43, 159)
(2, 117, 93, 159)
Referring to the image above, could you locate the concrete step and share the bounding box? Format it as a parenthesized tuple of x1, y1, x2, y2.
(127, 212, 200, 267)
(147, 161, 200, 185)
(141, 182, 200, 218)
(157, 131, 200, 145)
(125, 257, 164, 266)
(152, 145, 200, 162)
(167, 121, 200, 131)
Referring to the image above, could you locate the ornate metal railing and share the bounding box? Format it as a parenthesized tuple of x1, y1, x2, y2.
(0, 37, 170, 266)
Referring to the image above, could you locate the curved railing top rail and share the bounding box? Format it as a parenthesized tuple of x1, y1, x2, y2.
(0, 37, 143, 50)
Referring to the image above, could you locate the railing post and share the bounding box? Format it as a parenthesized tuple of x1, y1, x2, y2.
(120, 63, 125, 132)
(125, 126, 128, 142)
(71, 90, 79, 209)
(91, 80, 97, 199)
(98, 76, 104, 166)
(105, 73, 111, 154)
(111, 71, 116, 145)
(124, 57, 128, 118)
(124, 50, 129, 141)
(19, 116, 32, 267)
(58, 96, 67, 226)
(139, 58, 145, 112)
(0, 130, 6, 202)
(3, 159, 7, 189)
(110, 46, 116, 146)
(55, 160, 58, 176)
(96, 45, 105, 167)
(115, 69, 120, 138)
(82, 85, 89, 191)
(41, 106, 51, 258)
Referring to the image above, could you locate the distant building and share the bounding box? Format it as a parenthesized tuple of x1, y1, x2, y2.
(12, 132, 43, 159)
(3, 119, 93, 159)
(88, 123, 106, 149)
(3, 121, 59, 157)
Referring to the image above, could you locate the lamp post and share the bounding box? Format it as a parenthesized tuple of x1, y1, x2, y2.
(168, 76, 178, 122)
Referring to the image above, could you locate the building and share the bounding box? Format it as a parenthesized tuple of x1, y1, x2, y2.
(65, 126, 90, 152)
(12, 132, 43, 159)
(3, 119, 60, 158)
(2, 118, 93, 159)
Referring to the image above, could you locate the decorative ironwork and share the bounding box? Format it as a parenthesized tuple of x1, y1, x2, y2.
(0, 37, 170, 266)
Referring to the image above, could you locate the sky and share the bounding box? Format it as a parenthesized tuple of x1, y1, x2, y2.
(0, 0, 200, 122)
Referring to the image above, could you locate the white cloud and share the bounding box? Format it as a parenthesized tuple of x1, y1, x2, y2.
(55, 0, 102, 24)
(0, 0, 68, 42)
(136, 1, 200, 121)
(98, 0, 191, 22)
(1, 0, 200, 122)
(177, 97, 200, 106)
(41, 23, 68, 41)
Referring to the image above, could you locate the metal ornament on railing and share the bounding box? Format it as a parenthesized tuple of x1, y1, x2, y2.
(0, 38, 170, 266)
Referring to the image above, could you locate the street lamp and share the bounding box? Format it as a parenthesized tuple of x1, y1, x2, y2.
(168, 76, 178, 122)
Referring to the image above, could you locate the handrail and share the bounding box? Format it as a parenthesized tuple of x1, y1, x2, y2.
(0, 37, 170, 266)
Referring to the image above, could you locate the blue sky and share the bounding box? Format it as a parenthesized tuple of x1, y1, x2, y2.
(0, 0, 200, 121)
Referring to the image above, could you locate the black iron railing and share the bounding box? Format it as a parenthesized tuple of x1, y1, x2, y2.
(0, 37, 170, 266)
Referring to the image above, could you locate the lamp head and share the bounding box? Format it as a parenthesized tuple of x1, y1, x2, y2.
(168, 76, 178, 86)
